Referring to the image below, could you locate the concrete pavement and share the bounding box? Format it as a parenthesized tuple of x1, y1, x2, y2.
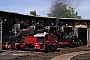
(51, 51, 90, 60)
(0, 50, 30, 60)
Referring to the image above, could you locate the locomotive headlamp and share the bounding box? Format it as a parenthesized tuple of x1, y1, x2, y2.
(4, 18, 7, 21)
(73, 40, 74, 42)
(60, 36, 61, 37)
(60, 22, 62, 25)
(61, 22, 62, 23)
(66, 23, 68, 26)
(79, 40, 81, 42)
(22, 20, 24, 23)
(37, 21, 39, 24)
(51, 23, 54, 25)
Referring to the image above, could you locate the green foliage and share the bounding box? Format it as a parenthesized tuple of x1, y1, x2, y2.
(30, 10, 36, 16)
(47, 2, 82, 19)
(30, 10, 40, 16)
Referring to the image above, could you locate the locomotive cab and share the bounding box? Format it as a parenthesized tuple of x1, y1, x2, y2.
(34, 32, 58, 52)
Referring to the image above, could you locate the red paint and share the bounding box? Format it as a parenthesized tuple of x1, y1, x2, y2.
(34, 33, 58, 51)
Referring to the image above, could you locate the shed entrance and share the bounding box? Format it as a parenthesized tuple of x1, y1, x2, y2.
(78, 28, 87, 45)
(2, 23, 13, 43)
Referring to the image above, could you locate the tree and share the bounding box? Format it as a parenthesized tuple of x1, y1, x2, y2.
(47, 2, 82, 19)
(30, 10, 40, 16)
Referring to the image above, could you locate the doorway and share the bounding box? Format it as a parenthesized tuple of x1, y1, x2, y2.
(78, 28, 87, 45)
(2, 23, 13, 42)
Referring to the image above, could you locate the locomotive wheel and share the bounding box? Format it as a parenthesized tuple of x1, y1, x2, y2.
(16, 44, 20, 50)
(50, 45, 56, 52)
(77, 43, 81, 47)
(11, 44, 16, 50)
(53, 45, 57, 51)
(50, 45, 54, 52)
(45, 45, 50, 53)
(2, 46, 6, 50)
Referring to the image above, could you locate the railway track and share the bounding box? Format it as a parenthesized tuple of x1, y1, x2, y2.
(0, 46, 90, 60)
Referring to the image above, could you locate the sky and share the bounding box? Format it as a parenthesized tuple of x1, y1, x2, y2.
(0, 0, 90, 19)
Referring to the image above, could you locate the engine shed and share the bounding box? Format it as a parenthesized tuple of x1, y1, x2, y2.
(0, 10, 90, 50)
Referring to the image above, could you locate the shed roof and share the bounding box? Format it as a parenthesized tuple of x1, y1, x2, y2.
(0, 10, 90, 21)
